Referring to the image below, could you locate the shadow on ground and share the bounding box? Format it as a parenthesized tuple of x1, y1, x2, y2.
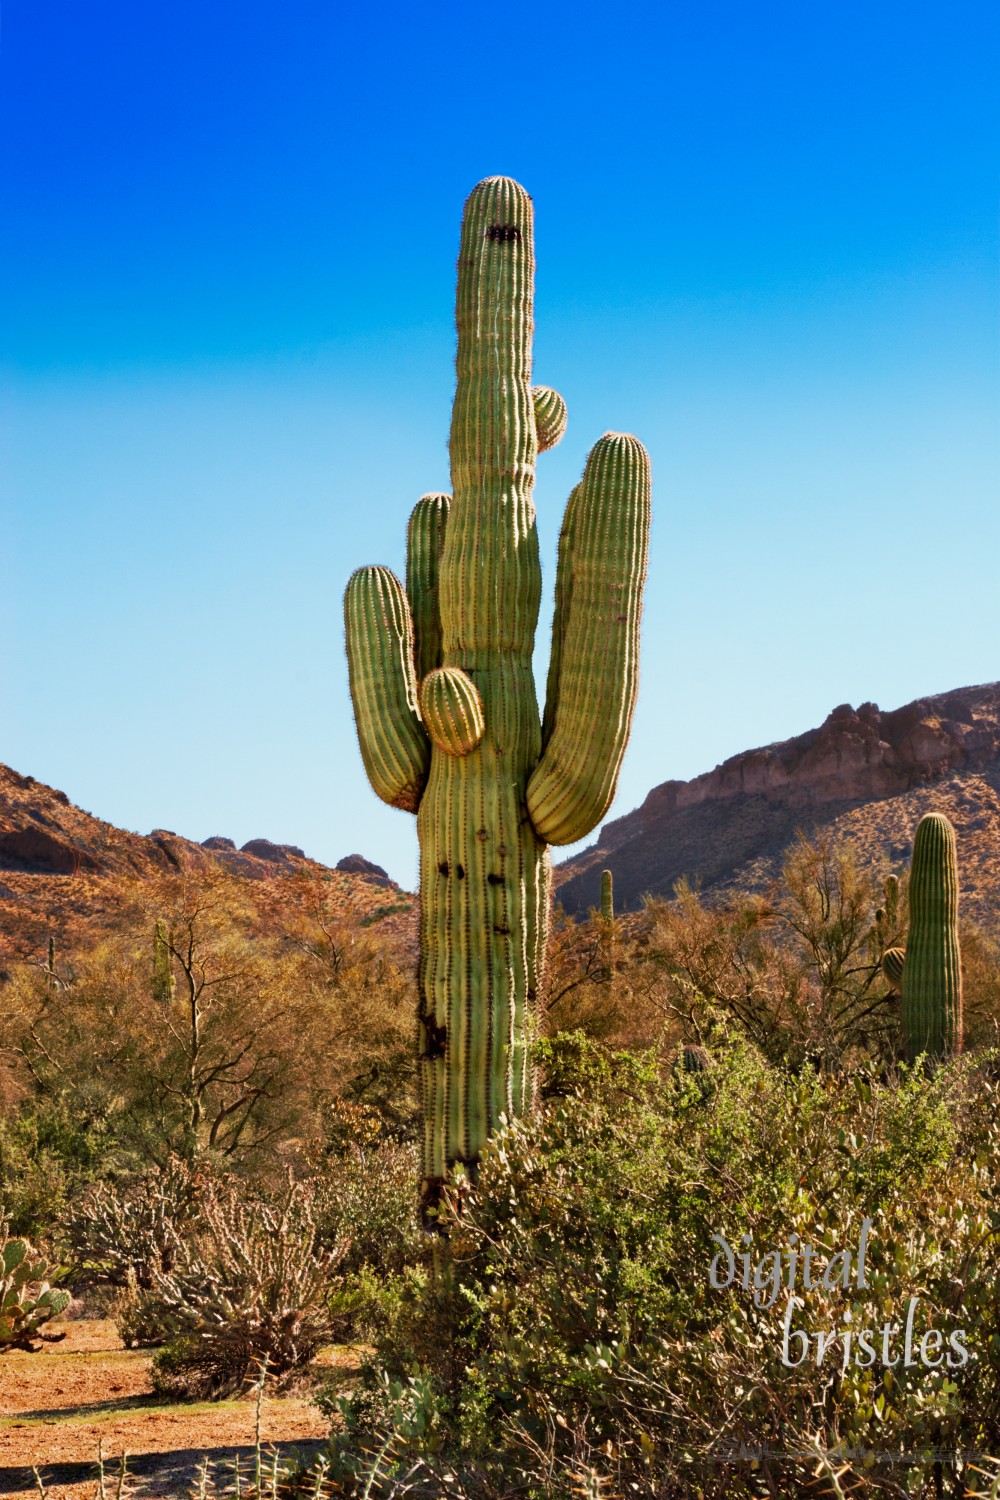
(0, 1438, 328, 1495)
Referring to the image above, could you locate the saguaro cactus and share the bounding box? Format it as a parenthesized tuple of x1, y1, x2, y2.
(152, 920, 175, 1006)
(345, 178, 651, 1223)
(902, 812, 963, 1061)
(600, 869, 615, 923)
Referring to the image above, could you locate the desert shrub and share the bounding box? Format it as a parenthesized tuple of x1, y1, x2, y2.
(141, 1176, 347, 1398)
(311, 1101, 421, 1276)
(0, 1097, 118, 1239)
(326, 1032, 1000, 1499)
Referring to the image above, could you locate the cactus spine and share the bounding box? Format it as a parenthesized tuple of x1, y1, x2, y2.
(600, 869, 614, 923)
(902, 812, 963, 1061)
(345, 178, 650, 1223)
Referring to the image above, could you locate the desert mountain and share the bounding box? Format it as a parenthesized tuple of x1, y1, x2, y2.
(556, 682, 1000, 932)
(0, 764, 414, 966)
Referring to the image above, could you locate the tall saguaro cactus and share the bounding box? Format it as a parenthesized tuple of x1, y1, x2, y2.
(902, 812, 963, 1061)
(345, 177, 651, 1223)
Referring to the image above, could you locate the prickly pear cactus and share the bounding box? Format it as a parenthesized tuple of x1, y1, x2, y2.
(902, 812, 963, 1061)
(345, 178, 651, 1223)
(600, 869, 614, 923)
(0, 1234, 70, 1351)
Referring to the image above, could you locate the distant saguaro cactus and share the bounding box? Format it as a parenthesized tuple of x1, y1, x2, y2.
(152, 920, 174, 1006)
(600, 869, 614, 923)
(345, 178, 651, 1224)
(902, 813, 963, 1061)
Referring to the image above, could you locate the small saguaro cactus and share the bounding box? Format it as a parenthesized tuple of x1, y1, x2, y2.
(345, 178, 651, 1223)
(600, 869, 615, 923)
(152, 920, 175, 1006)
(902, 812, 963, 1061)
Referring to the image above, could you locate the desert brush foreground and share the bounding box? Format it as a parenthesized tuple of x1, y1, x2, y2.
(2, 809, 1000, 1496)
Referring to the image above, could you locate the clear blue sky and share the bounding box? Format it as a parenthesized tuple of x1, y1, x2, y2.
(2, 2, 998, 887)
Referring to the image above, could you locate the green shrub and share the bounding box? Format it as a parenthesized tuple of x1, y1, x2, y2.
(327, 1033, 1000, 1498)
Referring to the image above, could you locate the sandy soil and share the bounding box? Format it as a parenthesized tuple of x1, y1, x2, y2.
(0, 1320, 349, 1497)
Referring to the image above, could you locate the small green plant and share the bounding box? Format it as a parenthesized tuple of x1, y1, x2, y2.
(0, 1226, 69, 1352)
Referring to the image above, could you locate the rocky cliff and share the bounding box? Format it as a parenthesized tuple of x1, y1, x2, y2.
(555, 682, 1000, 931)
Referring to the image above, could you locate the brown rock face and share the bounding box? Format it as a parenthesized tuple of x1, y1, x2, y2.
(0, 763, 415, 962)
(556, 682, 1000, 931)
(335, 854, 395, 889)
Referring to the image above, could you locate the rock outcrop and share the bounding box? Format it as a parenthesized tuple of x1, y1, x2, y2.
(335, 854, 395, 888)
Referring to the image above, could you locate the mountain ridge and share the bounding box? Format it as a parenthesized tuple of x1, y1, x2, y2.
(556, 681, 1000, 931)
(0, 763, 414, 965)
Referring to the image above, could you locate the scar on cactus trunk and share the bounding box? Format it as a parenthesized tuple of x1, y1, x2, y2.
(344, 177, 651, 1229)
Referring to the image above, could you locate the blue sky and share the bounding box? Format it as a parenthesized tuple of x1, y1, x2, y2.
(2, 1, 998, 887)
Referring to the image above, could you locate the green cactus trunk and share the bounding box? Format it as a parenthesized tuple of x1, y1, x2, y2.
(600, 869, 614, 922)
(152, 920, 175, 1006)
(901, 813, 963, 1061)
(345, 178, 650, 1226)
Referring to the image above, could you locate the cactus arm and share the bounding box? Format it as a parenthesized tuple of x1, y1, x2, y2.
(344, 565, 430, 813)
(419, 668, 486, 757)
(882, 946, 905, 991)
(527, 432, 651, 846)
(540, 483, 580, 747)
(406, 493, 450, 683)
(532, 386, 568, 453)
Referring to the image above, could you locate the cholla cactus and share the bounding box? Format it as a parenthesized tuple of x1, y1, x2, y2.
(147, 1178, 346, 1396)
(0, 1232, 70, 1351)
(67, 1156, 203, 1289)
(345, 178, 651, 1223)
